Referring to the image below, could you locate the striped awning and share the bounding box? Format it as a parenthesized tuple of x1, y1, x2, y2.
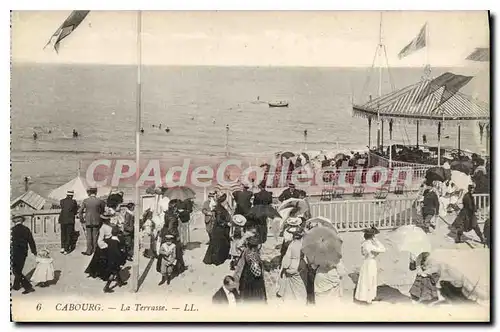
(352, 79, 490, 124)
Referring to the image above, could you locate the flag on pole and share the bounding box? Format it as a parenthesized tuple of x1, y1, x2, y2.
(398, 23, 427, 59)
(415, 72, 473, 106)
(466, 47, 489, 62)
(44, 11, 90, 53)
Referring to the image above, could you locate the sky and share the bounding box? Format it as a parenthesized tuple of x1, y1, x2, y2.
(11, 11, 490, 67)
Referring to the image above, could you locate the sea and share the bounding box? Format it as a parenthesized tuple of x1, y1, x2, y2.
(10, 64, 489, 199)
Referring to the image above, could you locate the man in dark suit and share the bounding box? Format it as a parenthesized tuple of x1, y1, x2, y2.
(11, 215, 37, 294)
(79, 188, 106, 255)
(158, 200, 186, 273)
(58, 190, 78, 254)
(253, 183, 273, 206)
(233, 184, 253, 217)
(121, 203, 135, 261)
(212, 275, 240, 306)
(278, 183, 301, 202)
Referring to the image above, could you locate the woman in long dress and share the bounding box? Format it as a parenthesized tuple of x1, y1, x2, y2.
(85, 212, 114, 279)
(354, 227, 386, 304)
(276, 227, 307, 304)
(203, 194, 231, 266)
(235, 236, 267, 304)
(314, 261, 347, 305)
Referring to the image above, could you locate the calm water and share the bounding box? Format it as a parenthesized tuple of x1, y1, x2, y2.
(11, 64, 488, 198)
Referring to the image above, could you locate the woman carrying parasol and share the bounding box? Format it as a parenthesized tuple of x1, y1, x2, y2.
(354, 226, 386, 305)
(203, 194, 231, 266)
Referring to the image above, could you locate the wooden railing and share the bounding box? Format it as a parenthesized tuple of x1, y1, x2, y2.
(474, 194, 490, 222)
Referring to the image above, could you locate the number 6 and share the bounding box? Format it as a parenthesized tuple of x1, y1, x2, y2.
(36, 303, 42, 311)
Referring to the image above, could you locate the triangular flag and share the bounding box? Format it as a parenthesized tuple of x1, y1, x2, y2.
(44, 11, 90, 53)
(466, 48, 489, 62)
(398, 23, 427, 59)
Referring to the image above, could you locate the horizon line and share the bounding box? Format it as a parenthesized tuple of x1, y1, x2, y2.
(10, 61, 482, 70)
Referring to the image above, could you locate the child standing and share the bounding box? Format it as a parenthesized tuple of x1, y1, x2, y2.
(31, 249, 55, 287)
(141, 209, 155, 258)
(229, 215, 247, 271)
(158, 234, 177, 285)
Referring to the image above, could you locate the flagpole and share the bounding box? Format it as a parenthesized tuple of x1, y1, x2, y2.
(377, 12, 383, 153)
(131, 10, 142, 293)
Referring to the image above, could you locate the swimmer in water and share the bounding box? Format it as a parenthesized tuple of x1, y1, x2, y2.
(33, 132, 38, 140)
(212, 118, 216, 124)
(140, 128, 145, 134)
(48, 130, 52, 134)
(72, 129, 79, 138)
(152, 124, 155, 128)
(159, 124, 162, 129)
(191, 116, 194, 120)
(165, 127, 170, 133)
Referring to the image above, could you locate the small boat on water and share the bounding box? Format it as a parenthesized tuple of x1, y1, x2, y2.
(268, 101, 289, 108)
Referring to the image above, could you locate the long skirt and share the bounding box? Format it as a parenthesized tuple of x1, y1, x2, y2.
(85, 247, 109, 280)
(239, 263, 267, 303)
(276, 272, 307, 304)
(409, 273, 440, 302)
(315, 284, 343, 306)
(355, 258, 378, 303)
(203, 225, 230, 266)
(179, 222, 190, 246)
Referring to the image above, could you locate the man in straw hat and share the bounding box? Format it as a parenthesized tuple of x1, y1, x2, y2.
(11, 215, 37, 294)
(58, 190, 78, 254)
(229, 214, 247, 270)
(79, 187, 106, 256)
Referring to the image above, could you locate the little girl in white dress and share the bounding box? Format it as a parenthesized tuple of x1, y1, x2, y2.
(31, 249, 55, 287)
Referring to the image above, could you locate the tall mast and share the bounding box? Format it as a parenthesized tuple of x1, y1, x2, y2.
(131, 10, 142, 293)
(377, 12, 383, 152)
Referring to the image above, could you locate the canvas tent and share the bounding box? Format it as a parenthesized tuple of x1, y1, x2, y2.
(48, 176, 111, 202)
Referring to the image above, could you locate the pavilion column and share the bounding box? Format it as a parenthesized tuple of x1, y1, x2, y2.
(416, 121, 420, 148)
(389, 120, 393, 168)
(457, 122, 461, 154)
(437, 122, 442, 166)
(368, 117, 372, 149)
(486, 123, 490, 155)
(381, 120, 385, 152)
(478, 122, 485, 144)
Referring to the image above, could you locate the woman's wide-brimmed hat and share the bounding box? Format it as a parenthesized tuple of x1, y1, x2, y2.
(217, 193, 227, 204)
(164, 234, 175, 240)
(100, 209, 116, 220)
(363, 226, 380, 236)
(286, 217, 302, 226)
(232, 214, 247, 226)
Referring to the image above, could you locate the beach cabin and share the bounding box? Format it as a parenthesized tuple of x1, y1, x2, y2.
(11, 190, 47, 212)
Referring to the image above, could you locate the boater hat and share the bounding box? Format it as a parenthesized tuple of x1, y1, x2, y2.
(232, 214, 247, 227)
(67, 190, 74, 196)
(286, 217, 302, 226)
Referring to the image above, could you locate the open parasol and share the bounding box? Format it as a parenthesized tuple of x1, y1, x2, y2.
(278, 198, 309, 213)
(247, 205, 281, 220)
(450, 170, 473, 191)
(428, 248, 490, 304)
(165, 186, 196, 201)
(425, 167, 446, 185)
(450, 161, 474, 175)
(388, 225, 432, 258)
(280, 151, 295, 160)
(305, 216, 335, 230)
(302, 226, 343, 269)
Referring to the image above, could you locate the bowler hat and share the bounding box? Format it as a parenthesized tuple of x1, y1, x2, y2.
(12, 215, 25, 223)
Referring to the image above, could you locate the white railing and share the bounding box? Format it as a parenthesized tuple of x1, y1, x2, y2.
(308, 197, 417, 232)
(14, 194, 489, 243)
(474, 194, 490, 222)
